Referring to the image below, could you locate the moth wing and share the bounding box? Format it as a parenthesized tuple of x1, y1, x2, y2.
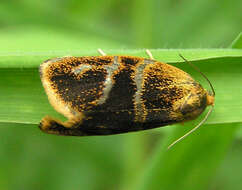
(40, 57, 109, 118)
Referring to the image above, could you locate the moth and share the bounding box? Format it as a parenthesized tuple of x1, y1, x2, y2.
(39, 49, 215, 148)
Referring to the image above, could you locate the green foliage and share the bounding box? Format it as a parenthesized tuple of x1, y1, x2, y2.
(0, 49, 242, 126)
(134, 123, 239, 190)
(0, 1, 241, 190)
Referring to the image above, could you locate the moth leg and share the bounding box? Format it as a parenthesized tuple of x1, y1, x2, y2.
(145, 49, 154, 60)
(97, 48, 106, 56)
(39, 114, 88, 136)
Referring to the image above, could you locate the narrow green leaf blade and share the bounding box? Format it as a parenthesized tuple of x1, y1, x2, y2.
(1, 50, 241, 126)
(231, 32, 242, 49)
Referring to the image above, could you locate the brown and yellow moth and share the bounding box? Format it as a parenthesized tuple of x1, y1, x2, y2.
(39, 49, 215, 148)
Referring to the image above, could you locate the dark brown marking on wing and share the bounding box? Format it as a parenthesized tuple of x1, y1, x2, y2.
(141, 61, 188, 123)
(120, 56, 141, 66)
(50, 67, 107, 111)
(94, 66, 136, 111)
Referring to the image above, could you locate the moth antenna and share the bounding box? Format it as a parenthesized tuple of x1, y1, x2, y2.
(98, 49, 106, 56)
(167, 54, 215, 149)
(167, 105, 214, 150)
(179, 54, 215, 96)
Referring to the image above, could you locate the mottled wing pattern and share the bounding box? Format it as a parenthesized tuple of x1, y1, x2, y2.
(40, 55, 208, 135)
(40, 56, 112, 118)
(141, 61, 195, 123)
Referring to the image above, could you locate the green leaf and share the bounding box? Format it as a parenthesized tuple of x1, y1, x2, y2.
(1, 49, 242, 127)
(231, 32, 242, 49)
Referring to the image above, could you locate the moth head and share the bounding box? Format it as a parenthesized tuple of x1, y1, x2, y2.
(179, 86, 208, 121)
(206, 90, 215, 106)
(168, 54, 215, 149)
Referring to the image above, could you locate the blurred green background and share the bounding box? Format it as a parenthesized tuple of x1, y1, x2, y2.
(0, 0, 242, 190)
